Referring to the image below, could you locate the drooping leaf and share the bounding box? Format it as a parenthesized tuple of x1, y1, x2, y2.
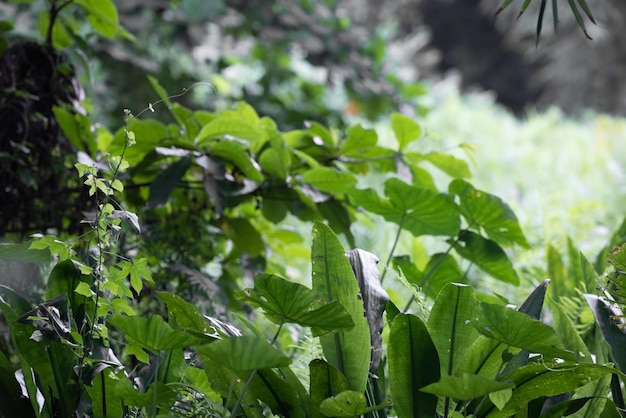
(195, 336, 291, 371)
(451, 230, 519, 285)
(470, 302, 573, 360)
(311, 222, 370, 393)
(388, 314, 440, 418)
(148, 156, 191, 208)
(567, 0, 592, 39)
(236, 273, 354, 336)
(427, 283, 478, 376)
(584, 294, 626, 373)
(350, 178, 460, 237)
(449, 179, 529, 248)
(156, 291, 220, 340)
(391, 113, 422, 151)
(420, 374, 514, 401)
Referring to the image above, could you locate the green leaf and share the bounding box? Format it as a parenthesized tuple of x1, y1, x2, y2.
(148, 156, 192, 208)
(86, 368, 125, 417)
(311, 222, 370, 393)
(195, 336, 291, 371)
(420, 374, 514, 401)
(302, 167, 357, 194)
(487, 363, 618, 418)
(450, 179, 528, 248)
(76, 0, 120, 38)
(0, 242, 50, 263)
(450, 230, 520, 285)
(391, 113, 422, 151)
(388, 314, 440, 418)
(350, 178, 460, 237)
(236, 273, 354, 336)
(549, 298, 591, 363)
(470, 302, 574, 360)
(109, 119, 169, 165)
(428, 283, 478, 376)
(584, 294, 626, 373)
(259, 131, 292, 179)
(211, 140, 264, 182)
(107, 315, 199, 353)
(404, 152, 471, 179)
(247, 368, 308, 418)
(196, 104, 267, 146)
(319, 391, 367, 417)
(339, 125, 378, 158)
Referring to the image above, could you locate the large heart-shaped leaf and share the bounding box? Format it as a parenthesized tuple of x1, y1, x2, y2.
(195, 336, 290, 371)
(107, 315, 199, 353)
(236, 273, 354, 336)
(449, 179, 528, 248)
(420, 374, 514, 401)
(349, 178, 460, 237)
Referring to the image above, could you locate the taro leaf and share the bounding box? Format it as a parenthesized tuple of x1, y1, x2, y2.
(427, 283, 478, 376)
(302, 167, 357, 195)
(107, 315, 199, 353)
(319, 391, 368, 417)
(210, 140, 263, 182)
(148, 157, 192, 209)
(310, 359, 350, 418)
(486, 363, 618, 418)
(236, 273, 354, 336)
(311, 222, 370, 393)
(195, 336, 291, 371)
(420, 374, 514, 401)
(391, 113, 422, 151)
(450, 230, 519, 285)
(388, 313, 440, 418)
(346, 249, 389, 371)
(449, 179, 528, 248)
(470, 302, 574, 360)
(584, 294, 626, 373)
(350, 178, 460, 237)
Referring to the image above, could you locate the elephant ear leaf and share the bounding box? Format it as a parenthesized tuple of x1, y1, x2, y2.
(346, 249, 389, 372)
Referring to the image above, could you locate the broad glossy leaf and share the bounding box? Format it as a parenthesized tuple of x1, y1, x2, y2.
(471, 302, 573, 360)
(148, 156, 191, 208)
(310, 359, 350, 418)
(450, 179, 528, 248)
(107, 315, 198, 353)
(584, 294, 626, 373)
(391, 113, 422, 151)
(487, 363, 618, 418)
(195, 336, 290, 371)
(302, 167, 357, 194)
(311, 222, 370, 393)
(211, 140, 263, 182)
(420, 374, 514, 401)
(428, 283, 478, 376)
(451, 230, 519, 285)
(319, 391, 367, 417)
(350, 178, 460, 237)
(0, 242, 50, 263)
(388, 314, 440, 418)
(422, 253, 465, 299)
(236, 273, 354, 336)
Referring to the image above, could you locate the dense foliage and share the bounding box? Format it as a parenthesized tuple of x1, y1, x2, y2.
(2, 1, 626, 417)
